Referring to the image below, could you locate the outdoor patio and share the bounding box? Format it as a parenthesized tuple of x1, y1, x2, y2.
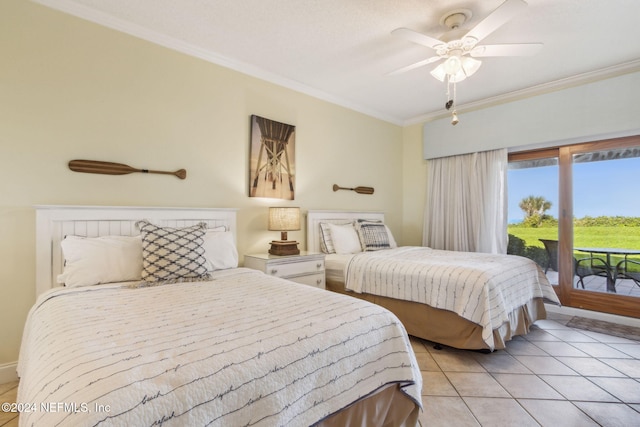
(544, 271, 640, 297)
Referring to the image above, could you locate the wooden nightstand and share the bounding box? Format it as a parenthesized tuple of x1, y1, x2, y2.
(244, 251, 326, 289)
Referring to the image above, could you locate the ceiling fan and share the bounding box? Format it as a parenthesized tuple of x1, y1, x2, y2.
(390, 0, 543, 83)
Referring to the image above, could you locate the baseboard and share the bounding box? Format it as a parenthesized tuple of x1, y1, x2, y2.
(545, 303, 640, 328)
(0, 362, 18, 384)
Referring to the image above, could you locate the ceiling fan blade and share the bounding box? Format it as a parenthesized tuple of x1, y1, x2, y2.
(391, 27, 445, 50)
(463, 0, 527, 44)
(387, 56, 442, 76)
(470, 43, 543, 57)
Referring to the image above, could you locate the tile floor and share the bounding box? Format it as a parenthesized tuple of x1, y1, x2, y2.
(2, 312, 640, 426)
(415, 311, 640, 426)
(0, 382, 18, 427)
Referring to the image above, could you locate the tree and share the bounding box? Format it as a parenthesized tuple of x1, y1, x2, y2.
(519, 196, 552, 227)
(519, 195, 552, 218)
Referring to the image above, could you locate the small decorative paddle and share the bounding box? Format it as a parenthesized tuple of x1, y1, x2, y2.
(332, 184, 374, 195)
(69, 160, 186, 179)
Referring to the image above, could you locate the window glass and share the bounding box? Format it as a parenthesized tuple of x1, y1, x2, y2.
(507, 157, 559, 285)
(572, 147, 640, 296)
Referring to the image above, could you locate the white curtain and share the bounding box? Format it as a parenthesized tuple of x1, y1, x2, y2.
(422, 148, 508, 254)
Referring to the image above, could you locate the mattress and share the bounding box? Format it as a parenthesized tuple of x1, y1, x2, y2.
(327, 247, 560, 350)
(325, 253, 354, 282)
(17, 268, 422, 426)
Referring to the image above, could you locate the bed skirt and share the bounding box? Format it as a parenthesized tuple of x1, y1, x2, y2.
(318, 383, 420, 426)
(327, 279, 546, 351)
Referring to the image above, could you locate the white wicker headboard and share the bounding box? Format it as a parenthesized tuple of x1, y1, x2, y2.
(306, 210, 385, 253)
(35, 205, 238, 296)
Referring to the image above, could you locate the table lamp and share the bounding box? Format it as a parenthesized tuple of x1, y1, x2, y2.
(268, 207, 300, 255)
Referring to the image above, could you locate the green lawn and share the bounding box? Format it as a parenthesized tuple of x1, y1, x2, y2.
(507, 226, 640, 250)
(508, 226, 640, 265)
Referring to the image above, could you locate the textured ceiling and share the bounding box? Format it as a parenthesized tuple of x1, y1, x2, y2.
(34, 0, 640, 125)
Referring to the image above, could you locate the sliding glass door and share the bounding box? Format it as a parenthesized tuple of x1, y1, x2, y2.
(572, 146, 640, 296)
(509, 136, 640, 317)
(508, 149, 559, 287)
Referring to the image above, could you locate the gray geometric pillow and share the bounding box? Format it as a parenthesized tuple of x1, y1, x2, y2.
(356, 221, 391, 251)
(136, 220, 210, 283)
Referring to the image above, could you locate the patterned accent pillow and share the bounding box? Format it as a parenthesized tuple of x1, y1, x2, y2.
(356, 221, 391, 251)
(136, 220, 210, 284)
(319, 221, 354, 254)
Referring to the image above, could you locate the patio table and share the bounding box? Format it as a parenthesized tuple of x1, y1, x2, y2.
(575, 247, 640, 293)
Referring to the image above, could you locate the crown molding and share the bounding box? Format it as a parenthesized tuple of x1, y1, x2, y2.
(405, 59, 640, 126)
(31, 1, 640, 128)
(32, 0, 404, 126)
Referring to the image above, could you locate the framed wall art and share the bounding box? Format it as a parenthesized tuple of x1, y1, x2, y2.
(249, 115, 296, 200)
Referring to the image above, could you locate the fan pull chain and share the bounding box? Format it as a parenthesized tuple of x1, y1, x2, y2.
(445, 76, 459, 126)
(453, 80, 457, 106)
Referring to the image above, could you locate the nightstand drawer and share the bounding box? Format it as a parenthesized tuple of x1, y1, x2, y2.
(290, 273, 325, 289)
(266, 259, 325, 278)
(244, 252, 326, 290)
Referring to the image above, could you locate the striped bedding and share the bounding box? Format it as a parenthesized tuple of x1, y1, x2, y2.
(17, 268, 421, 427)
(345, 247, 560, 350)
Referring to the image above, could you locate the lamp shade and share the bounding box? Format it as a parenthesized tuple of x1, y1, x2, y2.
(268, 207, 300, 231)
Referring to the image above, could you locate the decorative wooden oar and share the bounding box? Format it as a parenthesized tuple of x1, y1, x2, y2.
(333, 184, 374, 195)
(69, 160, 186, 179)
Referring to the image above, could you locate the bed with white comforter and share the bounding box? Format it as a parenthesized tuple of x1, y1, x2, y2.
(18, 268, 421, 427)
(344, 247, 560, 350)
(20, 206, 422, 427)
(307, 210, 561, 351)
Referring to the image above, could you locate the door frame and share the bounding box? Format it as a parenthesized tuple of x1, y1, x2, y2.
(510, 134, 640, 318)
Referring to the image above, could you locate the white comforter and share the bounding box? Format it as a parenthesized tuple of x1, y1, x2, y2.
(345, 247, 560, 349)
(17, 268, 421, 427)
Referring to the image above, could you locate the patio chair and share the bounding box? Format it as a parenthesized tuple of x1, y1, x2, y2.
(574, 256, 610, 289)
(615, 258, 640, 287)
(539, 239, 609, 289)
(539, 239, 560, 273)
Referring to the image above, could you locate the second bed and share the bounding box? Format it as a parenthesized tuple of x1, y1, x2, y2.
(307, 210, 561, 351)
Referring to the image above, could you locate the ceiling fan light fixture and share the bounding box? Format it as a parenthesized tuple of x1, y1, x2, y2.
(430, 63, 467, 83)
(443, 55, 462, 75)
(460, 56, 482, 77)
(430, 56, 481, 83)
(391, 0, 541, 124)
(429, 63, 447, 82)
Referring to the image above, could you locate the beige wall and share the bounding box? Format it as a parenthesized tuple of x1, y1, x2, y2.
(0, 0, 424, 366)
(401, 123, 427, 246)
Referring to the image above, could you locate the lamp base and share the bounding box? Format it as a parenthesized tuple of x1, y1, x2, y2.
(269, 240, 300, 256)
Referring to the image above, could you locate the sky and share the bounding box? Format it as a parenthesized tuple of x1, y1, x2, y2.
(508, 157, 640, 223)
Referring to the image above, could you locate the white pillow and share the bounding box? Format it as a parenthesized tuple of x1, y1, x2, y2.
(319, 221, 353, 254)
(385, 225, 398, 248)
(203, 230, 238, 271)
(327, 223, 362, 254)
(57, 235, 143, 287)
